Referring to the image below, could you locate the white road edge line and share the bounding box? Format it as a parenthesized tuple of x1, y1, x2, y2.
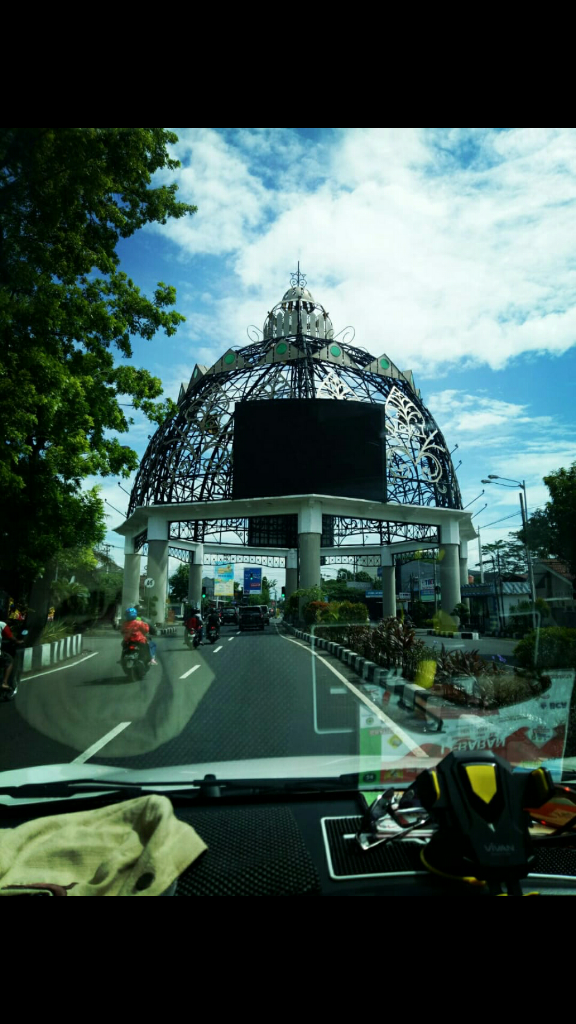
(213, 645, 223, 653)
(24, 650, 99, 680)
(281, 635, 427, 758)
(72, 721, 131, 764)
(180, 664, 200, 679)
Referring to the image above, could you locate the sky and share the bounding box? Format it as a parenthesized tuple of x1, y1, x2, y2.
(94, 128, 576, 588)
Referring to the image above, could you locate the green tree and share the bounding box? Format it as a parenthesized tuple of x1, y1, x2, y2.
(354, 570, 374, 583)
(516, 508, 557, 559)
(169, 564, 189, 603)
(515, 464, 576, 573)
(481, 538, 527, 576)
(0, 128, 196, 613)
(541, 463, 576, 574)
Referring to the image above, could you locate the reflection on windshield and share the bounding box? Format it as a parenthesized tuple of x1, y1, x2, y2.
(0, 613, 574, 786)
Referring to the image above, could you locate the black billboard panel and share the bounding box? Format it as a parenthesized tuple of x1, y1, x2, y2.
(232, 399, 386, 502)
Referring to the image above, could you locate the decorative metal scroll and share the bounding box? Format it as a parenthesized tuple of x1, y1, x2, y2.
(385, 387, 449, 495)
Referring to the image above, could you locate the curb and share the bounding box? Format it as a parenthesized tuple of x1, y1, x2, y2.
(22, 633, 83, 674)
(285, 623, 407, 695)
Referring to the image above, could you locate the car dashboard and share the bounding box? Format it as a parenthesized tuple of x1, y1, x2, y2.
(3, 789, 576, 895)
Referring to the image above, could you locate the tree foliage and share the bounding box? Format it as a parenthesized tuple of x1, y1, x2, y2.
(169, 563, 189, 603)
(0, 128, 196, 598)
(541, 463, 576, 574)
(481, 538, 528, 576)
(514, 462, 576, 573)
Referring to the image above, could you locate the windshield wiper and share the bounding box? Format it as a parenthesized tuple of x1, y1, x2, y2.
(0, 772, 372, 803)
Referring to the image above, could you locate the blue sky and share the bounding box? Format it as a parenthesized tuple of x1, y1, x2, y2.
(96, 128, 576, 584)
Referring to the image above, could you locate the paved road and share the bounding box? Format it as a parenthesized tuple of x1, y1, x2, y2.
(0, 623, 370, 773)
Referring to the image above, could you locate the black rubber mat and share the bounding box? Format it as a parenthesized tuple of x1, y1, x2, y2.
(325, 816, 425, 876)
(533, 844, 576, 876)
(325, 817, 576, 879)
(174, 806, 321, 896)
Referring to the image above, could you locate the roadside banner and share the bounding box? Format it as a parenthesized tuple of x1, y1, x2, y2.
(215, 562, 234, 596)
(244, 567, 262, 594)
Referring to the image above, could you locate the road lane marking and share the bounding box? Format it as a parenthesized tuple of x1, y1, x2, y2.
(72, 721, 131, 764)
(213, 646, 223, 653)
(228, 637, 235, 642)
(330, 686, 347, 694)
(24, 650, 99, 680)
(281, 635, 426, 757)
(180, 665, 200, 679)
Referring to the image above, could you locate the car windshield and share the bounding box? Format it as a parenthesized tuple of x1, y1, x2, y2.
(1, 127, 575, 794)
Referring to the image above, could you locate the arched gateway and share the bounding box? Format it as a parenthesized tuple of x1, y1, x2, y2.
(116, 271, 476, 620)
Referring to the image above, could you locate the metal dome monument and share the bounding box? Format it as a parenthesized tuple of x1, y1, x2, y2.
(116, 269, 476, 620)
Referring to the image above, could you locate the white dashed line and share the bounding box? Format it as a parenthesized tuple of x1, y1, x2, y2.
(228, 637, 235, 642)
(180, 665, 200, 679)
(213, 646, 223, 653)
(72, 721, 131, 764)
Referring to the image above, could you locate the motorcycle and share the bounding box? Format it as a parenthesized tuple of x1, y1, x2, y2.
(1, 629, 28, 702)
(206, 623, 220, 644)
(120, 640, 150, 681)
(185, 626, 202, 650)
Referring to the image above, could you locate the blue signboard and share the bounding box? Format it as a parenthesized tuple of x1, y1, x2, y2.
(243, 567, 262, 594)
(366, 590, 383, 598)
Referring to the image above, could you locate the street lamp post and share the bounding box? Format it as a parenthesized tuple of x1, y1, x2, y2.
(481, 475, 537, 627)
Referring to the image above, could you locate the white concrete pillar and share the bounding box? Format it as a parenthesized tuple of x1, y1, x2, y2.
(187, 544, 204, 609)
(146, 517, 169, 624)
(298, 501, 322, 590)
(380, 546, 396, 619)
(439, 520, 461, 617)
(459, 539, 470, 610)
(122, 534, 141, 610)
(285, 549, 298, 600)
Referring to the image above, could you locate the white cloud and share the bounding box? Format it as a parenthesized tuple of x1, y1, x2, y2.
(153, 127, 576, 374)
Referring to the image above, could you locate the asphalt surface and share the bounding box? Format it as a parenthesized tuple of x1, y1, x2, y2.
(0, 622, 368, 773)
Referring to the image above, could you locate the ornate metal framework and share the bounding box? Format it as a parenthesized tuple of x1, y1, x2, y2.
(129, 275, 462, 547)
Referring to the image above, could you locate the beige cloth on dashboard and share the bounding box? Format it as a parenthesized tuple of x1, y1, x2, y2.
(0, 795, 207, 896)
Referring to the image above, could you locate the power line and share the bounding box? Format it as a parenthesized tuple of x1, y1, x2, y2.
(478, 504, 543, 530)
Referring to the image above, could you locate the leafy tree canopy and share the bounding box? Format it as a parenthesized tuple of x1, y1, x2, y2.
(0, 128, 196, 598)
(169, 563, 189, 603)
(519, 463, 576, 575)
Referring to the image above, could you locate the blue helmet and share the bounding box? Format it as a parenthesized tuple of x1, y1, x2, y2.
(124, 607, 138, 621)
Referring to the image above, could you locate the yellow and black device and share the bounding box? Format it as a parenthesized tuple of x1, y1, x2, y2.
(415, 751, 554, 895)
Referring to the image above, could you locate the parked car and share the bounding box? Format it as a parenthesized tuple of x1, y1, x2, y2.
(239, 607, 264, 631)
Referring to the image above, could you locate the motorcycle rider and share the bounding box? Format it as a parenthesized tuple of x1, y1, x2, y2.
(184, 606, 203, 645)
(0, 620, 24, 692)
(121, 608, 157, 665)
(134, 605, 158, 662)
(207, 605, 220, 639)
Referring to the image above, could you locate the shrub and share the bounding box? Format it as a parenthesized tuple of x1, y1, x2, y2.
(304, 600, 329, 624)
(39, 621, 74, 645)
(452, 602, 470, 624)
(336, 601, 368, 623)
(514, 627, 576, 670)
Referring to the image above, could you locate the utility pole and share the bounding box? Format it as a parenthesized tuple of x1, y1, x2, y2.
(518, 489, 537, 628)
